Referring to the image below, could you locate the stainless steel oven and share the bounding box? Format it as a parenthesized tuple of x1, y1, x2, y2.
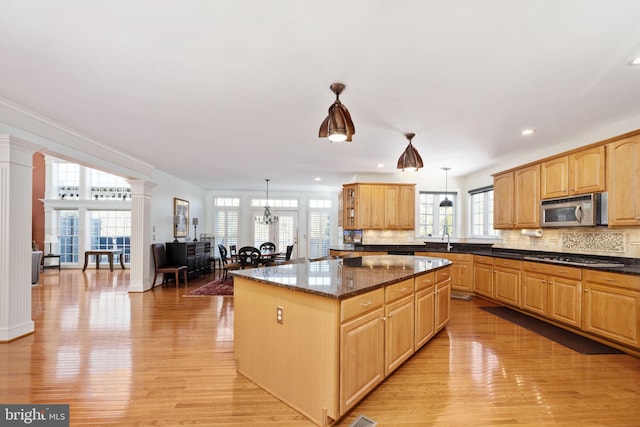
(540, 193, 607, 227)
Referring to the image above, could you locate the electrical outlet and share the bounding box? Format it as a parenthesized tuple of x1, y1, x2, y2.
(276, 306, 283, 324)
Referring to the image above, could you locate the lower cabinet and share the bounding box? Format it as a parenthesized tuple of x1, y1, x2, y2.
(521, 261, 582, 328)
(493, 258, 521, 307)
(339, 267, 451, 415)
(583, 270, 640, 348)
(473, 255, 494, 298)
(419, 252, 472, 292)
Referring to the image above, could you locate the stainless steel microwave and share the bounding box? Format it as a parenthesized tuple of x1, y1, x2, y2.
(540, 193, 608, 227)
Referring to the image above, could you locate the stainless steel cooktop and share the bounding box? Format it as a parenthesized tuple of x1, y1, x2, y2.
(523, 256, 625, 268)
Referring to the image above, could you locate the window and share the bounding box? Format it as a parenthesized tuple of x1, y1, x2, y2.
(214, 198, 240, 256)
(55, 162, 79, 199)
(417, 192, 456, 238)
(88, 211, 132, 262)
(308, 199, 332, 259)
(58, 210, 79, 263)
(89, 167, 131, 201)
(469, 186, 499, 237)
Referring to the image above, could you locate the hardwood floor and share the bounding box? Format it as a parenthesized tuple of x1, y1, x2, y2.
(3, 268, 640, 426)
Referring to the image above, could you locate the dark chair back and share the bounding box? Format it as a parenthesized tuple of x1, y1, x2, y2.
(259, 242, 276, 252)
(238, 246, 261, 268)
(152, 243, 169, 268)
(218, 244, 228, 265)
(284, 244, 294, 261)
(229, 244, 238, 261)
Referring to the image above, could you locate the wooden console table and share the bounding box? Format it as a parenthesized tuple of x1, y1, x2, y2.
(82, 250, 125, 271)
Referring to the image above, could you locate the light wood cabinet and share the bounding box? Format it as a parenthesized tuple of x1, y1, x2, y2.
(414, 272, 435, 348)
(514, 164, 540, 228)
(340, 289, 385, 414)
(583, 270, 640, 348)
(521, 261, 582, 328)
(421, 252, 472, 292)
(540, 146, 605, 199)
(384, 281, 415, 375)
(473, 255, 493, 298)
(493, 258, 521, 307)
(342, 183, 415, 230)
(435, 269, 451, 332)
(569, 146, 605, 194)
(493, 171, 514, 229)
(607, 136, 640, 226)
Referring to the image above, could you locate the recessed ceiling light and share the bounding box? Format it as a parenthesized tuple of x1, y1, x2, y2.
(376, 163, 384, 168)
(521, 128, 536, 136)
(314, 177, 322, 181)
(629, 56, 640, 66)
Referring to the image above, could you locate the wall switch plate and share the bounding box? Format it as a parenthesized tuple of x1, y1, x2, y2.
(276, 306, 283, 324)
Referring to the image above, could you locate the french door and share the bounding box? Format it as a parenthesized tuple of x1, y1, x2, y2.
(253, 210, 298, 258)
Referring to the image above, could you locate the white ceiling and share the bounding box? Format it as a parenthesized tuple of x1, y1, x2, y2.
(2, 1, 640, 192)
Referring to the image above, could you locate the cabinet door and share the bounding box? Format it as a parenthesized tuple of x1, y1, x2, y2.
(494, 267, 520, 307)
(415, 286, 435, 349)
(384, 295, 414, 376)
(451, 262, 472, 292)
(340, 307, 385, 414)
(384, 185, 399, 229)
(541, 156, 569, 199)
(473, 262, 493, 298)
(343, 185, 357, 229)
(607, 137, 640, 226)
(569, 146, 605, 194)
(370, 185, 386, 229)
(548, 275, 582, 328)
(514, 164, 540, 228)
(398, 185, 415, 229)
(583, 282, 640, 348)
(493, 171, 514, 229)
(358, 185, 373, 229)
(435, 279, 451, 332)
(521, 271, 548, 317)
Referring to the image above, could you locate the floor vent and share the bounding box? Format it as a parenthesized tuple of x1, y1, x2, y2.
(350, 415, 378, 427)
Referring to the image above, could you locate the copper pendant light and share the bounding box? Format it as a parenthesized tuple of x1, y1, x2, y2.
(397, 132, 423, 171)
(318, 83, 355, 142)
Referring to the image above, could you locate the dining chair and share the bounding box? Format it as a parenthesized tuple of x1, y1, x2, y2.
(151, 243, 188, 288)
(259, 242, 276, 252)
(238, 246, 262, 268)
(275, 244, 294, 264)
(218, 244, 242, 281)
(229, 244, 239, 262)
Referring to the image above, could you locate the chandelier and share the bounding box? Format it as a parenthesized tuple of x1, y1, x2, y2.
(255, 179, 279, 225)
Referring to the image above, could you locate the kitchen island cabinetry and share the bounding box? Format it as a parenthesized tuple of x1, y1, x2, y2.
(414, 272, 435, 348)
(435, 268, 452, 332)
(521, 261, 582, 328)
(233, 256, 451, 426)
(607, 136, 640, 226)
(583, 270, 640, 348)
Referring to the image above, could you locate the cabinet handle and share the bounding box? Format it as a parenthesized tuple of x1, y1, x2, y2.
(360, 301, 372, 307)
(549, 281, 554, 285)
(584, 289, 589, 292)
(604, 278, 618, 283)
(380, 317, 386, 321)
(541, 280, 546, 284)
(388, 313, 393, 318)
(398, 287, 408, 292)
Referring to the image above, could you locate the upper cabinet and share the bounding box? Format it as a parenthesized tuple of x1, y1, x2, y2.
(342, 183, 415, 230)
(607, 136, 640, 226)
(541, 146, 606, 199)
(493, 164, 539, 229)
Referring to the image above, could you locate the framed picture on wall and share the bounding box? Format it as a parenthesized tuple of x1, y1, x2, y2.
(173, 198, 189, 238)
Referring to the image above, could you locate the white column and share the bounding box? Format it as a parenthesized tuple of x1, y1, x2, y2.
(127, 179, 155, 292)
(0, 135, 39, 341)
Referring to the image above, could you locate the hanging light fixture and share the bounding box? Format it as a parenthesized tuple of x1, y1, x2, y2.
(318, 83, 355, 142)
(397, 132, 423, 171)
(440, 167, 453, 207)
(255, 179, 279, 225)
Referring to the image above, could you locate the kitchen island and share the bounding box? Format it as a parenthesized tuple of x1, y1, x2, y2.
(232, 255, 452, 426)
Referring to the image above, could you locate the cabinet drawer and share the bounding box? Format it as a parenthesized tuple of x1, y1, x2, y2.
(585, 270, 640, 292)
(435, 267, 451, 284)
(523, 261, 582, 280)
(415, 272, 435, 291)
(474, 255, 493, 265)
(341, 288, 385, 323)
(438, 253, 472, 262)
(385, 279, 414, 303)
(493, 258, 521, 269)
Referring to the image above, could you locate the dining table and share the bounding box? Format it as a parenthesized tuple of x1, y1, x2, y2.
(258, 250, 281, 264)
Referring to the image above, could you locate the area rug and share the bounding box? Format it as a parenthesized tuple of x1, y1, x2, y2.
(480, 306, 623, 354)
(185, 278, 233, 296)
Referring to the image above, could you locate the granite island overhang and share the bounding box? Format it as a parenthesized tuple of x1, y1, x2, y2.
(232, 255, 453, 426)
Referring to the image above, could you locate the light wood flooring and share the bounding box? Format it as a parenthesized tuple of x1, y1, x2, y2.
(2, 268, 640, 426)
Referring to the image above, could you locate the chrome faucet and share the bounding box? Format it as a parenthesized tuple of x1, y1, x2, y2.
(442, 229, 452, 252)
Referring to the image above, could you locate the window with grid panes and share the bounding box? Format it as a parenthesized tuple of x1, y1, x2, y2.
(88, 210, 132, 263)
(469, 186, 499, 237)
(58, 210, 79, 263)
(214, 198, 240, 257)
(308, 199, 332, 259)
(418, 192, 456, 237)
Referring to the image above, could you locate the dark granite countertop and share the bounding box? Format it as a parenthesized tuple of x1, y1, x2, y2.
(232, 255, 452, 300)
(330, 244, 640, 276)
